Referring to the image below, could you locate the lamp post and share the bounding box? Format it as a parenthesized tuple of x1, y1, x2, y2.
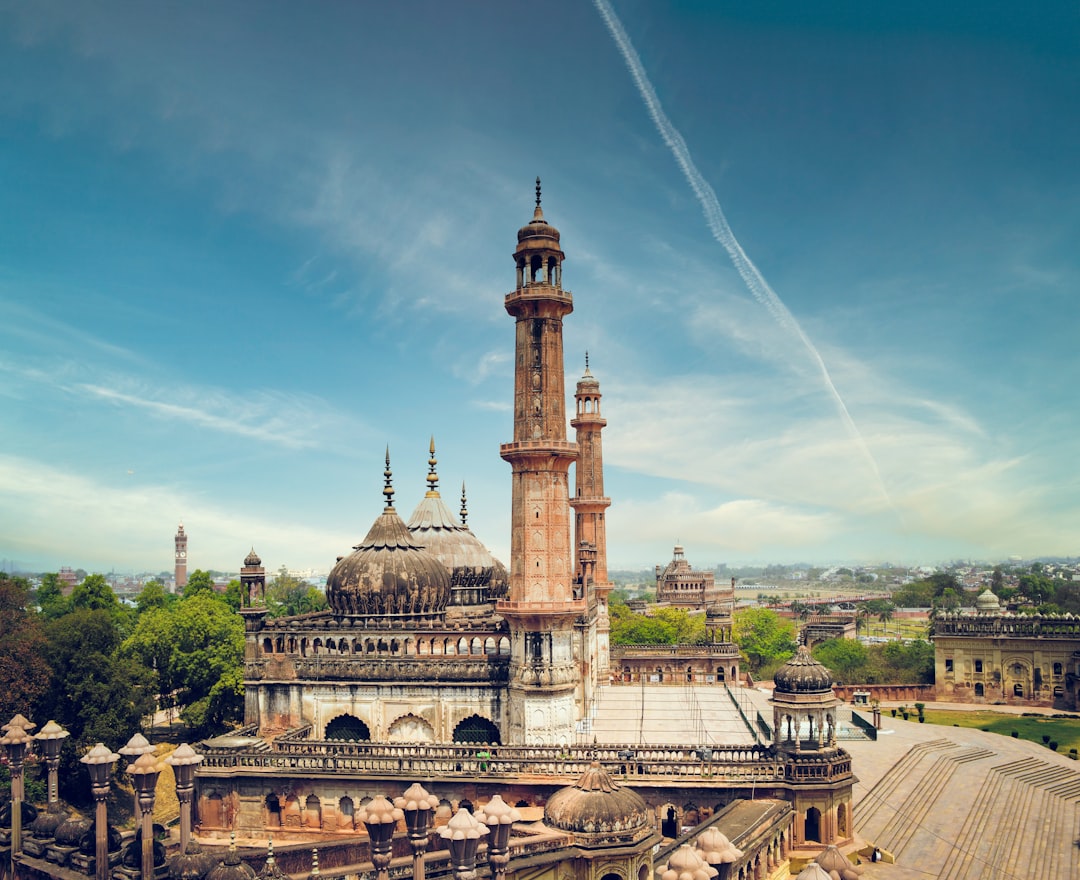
(1, 718, 34, 874)
(128, 752, 164, 880)
(475, 796, 519, 880)
(119, 734, 157, 820)
(356, 796, 402, 880)
(33, 721, 70, 808)
(438, 807, 488, 880)
(164, 744, 203, 853)
(393, 784, 438, 880)
(80, 743, 120, 880)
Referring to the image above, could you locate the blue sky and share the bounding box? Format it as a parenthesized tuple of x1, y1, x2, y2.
(1, 1, 1078, 575)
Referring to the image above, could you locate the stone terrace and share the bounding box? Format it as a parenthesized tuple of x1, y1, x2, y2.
(847, 716, 1080, 879)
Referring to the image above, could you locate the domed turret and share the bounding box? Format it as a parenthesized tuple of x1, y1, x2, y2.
(514, 178, 565, 289)
(774, 646, 833, 695)
(326, 451, 451, 617)
(244, 548, 261, 567)
(543, 762, 652, 848)
(406, 439, 508, 602)
(976, 587, 1001, 613)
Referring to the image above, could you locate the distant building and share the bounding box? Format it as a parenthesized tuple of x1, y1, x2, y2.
(57, 566, 77, 596)
(655, 545, 727, 608)
(933, 587, 1080, 708)
(175, 522, 188, 591)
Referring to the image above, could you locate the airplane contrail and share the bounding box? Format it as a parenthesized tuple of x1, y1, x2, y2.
(593, 0, 898, 516)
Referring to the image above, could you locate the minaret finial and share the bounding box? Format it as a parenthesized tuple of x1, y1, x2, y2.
(383, 446, 394, 509)
(536, 176, 542, 208)
(460, 481, 468, 526)
(266, 838, 276, 866)
(309, 848, 319, 880)
(426, 436, 440, 497)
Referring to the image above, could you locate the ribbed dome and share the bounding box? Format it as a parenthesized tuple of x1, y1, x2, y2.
(976, 588, 1001, 613)
(207, 841, 256, 880)
(170, 842, 219, 880)
(544, 762, 651, 847)
(327, 507, 450, 617)
(774, 646, 833, 694)
(244, 548, 261, 566)
(516, 205, 561, 244)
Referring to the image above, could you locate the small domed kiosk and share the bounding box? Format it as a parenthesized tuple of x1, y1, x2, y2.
(772, 647, 837, 753)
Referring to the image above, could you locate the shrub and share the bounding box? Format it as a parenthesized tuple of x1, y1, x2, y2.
(1050, 741, 1059, 751)
(1043, 734, 1051, 744)
(1011, 731, 1019, 738)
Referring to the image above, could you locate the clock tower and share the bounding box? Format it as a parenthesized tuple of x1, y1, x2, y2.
(174, 523, 188, 591)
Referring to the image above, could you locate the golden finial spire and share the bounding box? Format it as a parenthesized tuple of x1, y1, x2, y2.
(383, 447, 394, 509)
(309, 848, 320, 880)
(584, 350, 592, 377)
(426, 436, 440, 497)
(460, 481, 469, 525)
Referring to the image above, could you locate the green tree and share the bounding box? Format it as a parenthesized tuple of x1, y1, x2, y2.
(135, 578, 175, 615)
(812, 638, 869, 681)
(266, 567, 327, 617)
(183, 569, 215, 599)
(122, 592, 244, 733)
(0, 574, 52, 723)
(35, 572, 70, 620)
(991, 566, 1004, 592)
(70, 573, 119, 612)
(732, 608, 796, 674)
(223, 579, 244, 612)
(39, 609, 156, 801)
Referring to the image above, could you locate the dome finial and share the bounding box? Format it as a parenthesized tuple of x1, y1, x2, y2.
(584, 351, 592, 377)
(460, 481, 468, 525)
(533, 177, 544, 220)
(426, 436, 440, 497)
(383, 446, 394, 509)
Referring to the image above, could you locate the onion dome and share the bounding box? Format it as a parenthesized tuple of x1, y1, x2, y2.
(244, 548, 262, 567)
(207, 835, 256, 880)
(327, 450, 450, 617)
(517, 177, 562, 246)
(578, 353, 599, 389)
(976, 588, 1001, 613)
(694, 827, 743, 866)
(256, 840, 289, 880)
(774, 646, 833, 695)
(30, 802, 69, 839)
(657, 844, 719, 880)
(170, 841, 219, 880)
(814, 844, 865, 879)
(544, 761, 652, 847)
(406, 439, 509, 599)
(53, 816, 91, 847)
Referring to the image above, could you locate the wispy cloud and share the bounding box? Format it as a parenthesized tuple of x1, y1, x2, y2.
(0, 453, 353, 571)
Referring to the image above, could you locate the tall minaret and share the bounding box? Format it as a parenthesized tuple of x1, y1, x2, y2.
(499, 179, 582, 745)
(174, 523, 188, 591)
(570, 354, 612, 699)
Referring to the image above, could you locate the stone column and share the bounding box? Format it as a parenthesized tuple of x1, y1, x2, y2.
(80, 743, 120, 880)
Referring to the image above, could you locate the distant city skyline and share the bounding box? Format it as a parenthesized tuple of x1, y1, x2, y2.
(2, 3, 1078, 573)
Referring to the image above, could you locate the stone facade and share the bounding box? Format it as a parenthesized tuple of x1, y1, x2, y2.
(933, 602, 1080, 707)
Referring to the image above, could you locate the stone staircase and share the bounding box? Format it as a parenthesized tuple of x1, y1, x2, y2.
(855, 736, 1080, 879)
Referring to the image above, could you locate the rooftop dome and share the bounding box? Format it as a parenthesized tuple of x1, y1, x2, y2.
(515, 179, 563, 255)
(169, 841, 218, 880)
(976, 587, 1001, 613)
(244, 548, 261, 567)
(326, 452, 451, 617)
(543, 762, 652, 847)
(406, 440, 508, 599)
(206, 837, 256, 880)
(774, 646, 833, 695)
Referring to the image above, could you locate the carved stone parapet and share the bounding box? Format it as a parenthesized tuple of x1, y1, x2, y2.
(291, 657, 509, 683)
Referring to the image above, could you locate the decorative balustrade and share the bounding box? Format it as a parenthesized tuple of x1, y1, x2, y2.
(610, 644, 741, 658)
(196, 739, 785, 783)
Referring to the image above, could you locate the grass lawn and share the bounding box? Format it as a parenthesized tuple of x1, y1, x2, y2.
(918, 709, 1080, 756)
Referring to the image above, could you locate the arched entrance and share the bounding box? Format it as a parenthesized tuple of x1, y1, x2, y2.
(805, 807, 821, 843)
(452, 714, 501, 744)
(661, 805, 679, 838)
(325, 714, 370, 741)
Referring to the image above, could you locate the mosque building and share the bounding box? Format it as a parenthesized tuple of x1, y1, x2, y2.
(192, 183, 854, 866)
